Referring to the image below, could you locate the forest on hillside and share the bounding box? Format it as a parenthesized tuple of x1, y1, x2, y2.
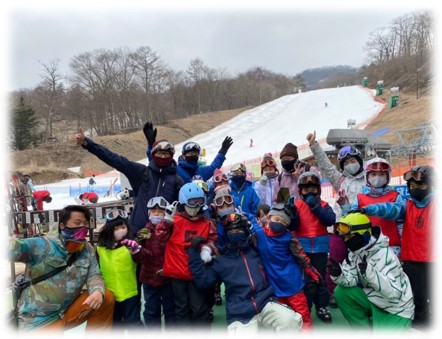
(9, 10, 434, 150)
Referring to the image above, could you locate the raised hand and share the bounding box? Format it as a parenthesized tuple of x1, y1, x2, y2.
(143, 122, 157, 146)
(219, 136, 233, 154)
(306, 130, 316, 146)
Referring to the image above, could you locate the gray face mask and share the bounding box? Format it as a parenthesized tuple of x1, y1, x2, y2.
(185, 206, 201, 217)
(344, 163, 360, 175)
(368, 176, 388, 188)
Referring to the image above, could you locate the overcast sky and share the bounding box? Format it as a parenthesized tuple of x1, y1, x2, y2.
(2, 1, 434, 92)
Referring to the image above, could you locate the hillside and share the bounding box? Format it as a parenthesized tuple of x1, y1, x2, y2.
(10, 89, 434, 186)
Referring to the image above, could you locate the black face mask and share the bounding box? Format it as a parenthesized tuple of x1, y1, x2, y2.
(409, 188, 430, 202)
(269, 222, 286, 234)
(301, 192, 318, 200)
(281, 160, 296, 172)
(344, 234, 366, 252)
(185, 155, 199, 165)
(231, 175, 246, 187)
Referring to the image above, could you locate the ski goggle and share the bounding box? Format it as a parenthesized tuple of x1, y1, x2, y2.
(366, 162, 391, 172)
(187, 197, 205, 208)
(299, 175, 320, 185)
(333, 222, 371, 236)
(231, 163, 246, 173)
(214, 194, 234, 207)
(183, 142, 201, 153)
(147, 196, 169, 210)
(152, 141, 175, 155)
(221, 213, 242, 226)
(194, 181, 209, 193)
(261, 159, 276, 168)
(403, 170, 425, 182)
(213, 172, 229, 183)
(337, 146, 360, 161)
(105, 209, 129, 221)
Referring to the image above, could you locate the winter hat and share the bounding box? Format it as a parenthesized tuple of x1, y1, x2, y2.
(280, 143, 299, 160)
(261, 153, 278, 175)
(152, 139, 175, 168)
(268, 203, 291, 225)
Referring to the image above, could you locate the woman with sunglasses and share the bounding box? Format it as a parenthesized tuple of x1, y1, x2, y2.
(97, 209, 141, 330)
(360, 165, 434, 329)
(306, 131, 366, 307)
(351, 158, 405, 257)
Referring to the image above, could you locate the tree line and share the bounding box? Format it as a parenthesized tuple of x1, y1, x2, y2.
(9, 10, 433, 151)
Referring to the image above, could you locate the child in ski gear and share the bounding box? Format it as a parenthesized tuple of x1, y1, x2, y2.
(255, 204, 270, 227)
(250, 203, 322, 330)
(361, 165, 434, 329)
(306, 131, 366, 306)
(254, 153, 279, 207)
(272, 143, 300, 205)
(74, 128, 183, 236)
(96, 209, 141, 329)
(229, 162, 260, 217)
(189, 212, 303, 333)
(162, 183, 218, 328)
(351, 157, 405, 256)
(329, 212, 414, 331)
(127, 197, 177, 329)
(9, 205, 115, 331)
(32, 190, 52, 211)
(144, 120, 233, 184)
(291, 171, 336, 323)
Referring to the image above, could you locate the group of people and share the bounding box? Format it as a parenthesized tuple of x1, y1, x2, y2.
(9, 173, 52, 212)
(9, 122, 434, 334)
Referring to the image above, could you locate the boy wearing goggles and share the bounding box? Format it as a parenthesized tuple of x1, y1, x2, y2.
(359, 165, 434, 329)
(328, 212, 414, 330)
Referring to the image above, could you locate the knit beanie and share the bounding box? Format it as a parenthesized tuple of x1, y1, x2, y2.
(280, 143, 298, 160)
(268, 203, 291, 225)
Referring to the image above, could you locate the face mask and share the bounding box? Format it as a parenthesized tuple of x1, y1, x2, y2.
(281, 160, 296, 172)
(185, 155, 199, 165)
(227, 233, 247, 247)
(114, 229, 127, 241)
(301, 192, 318, 200)
(266, 172, 278, 179)
(344, 163, 360, 175)
(344, 234, 366, 252)
(231, 175, 246, 187)
(368, 176, 388, 188)
(409, 188, 430, 202)
(153, 155, 173, 168)
(62, 226, 89, 241)
(149, 215, 164, 225)
(185, 205, 201, 217)
(269, 221, 286, 234)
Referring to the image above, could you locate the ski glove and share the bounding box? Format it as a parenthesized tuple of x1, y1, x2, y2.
(305, 195, 321, 211)
(120, 239, 141, 254)
(219, 136, 233, 155)
(327, 258, 342, 277)
(259, 172, 268, 185)
(358, 255, 368, 275)
(200, 246, 213, 263)
(143, 122, 157, 146)
(164, 201, 179, 223)
(190, 235, 207, 250)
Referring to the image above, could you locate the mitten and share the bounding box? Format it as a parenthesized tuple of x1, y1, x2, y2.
(200, 246, 213, 263)
(120, 239, 141, 254)
(327, 258, 342, 277)
(164, 201, 179, 223)
(305, 195, 321, 211)
(190, 235, 207, 250)
(259, 172, 268, 185)
(143, 122, 157, 146)
(219, 136, 233, 155)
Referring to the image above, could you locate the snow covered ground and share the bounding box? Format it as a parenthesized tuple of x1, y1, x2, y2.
(38, 85, 385, 210)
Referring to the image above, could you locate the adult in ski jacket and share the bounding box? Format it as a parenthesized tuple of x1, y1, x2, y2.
(74, 129, 183, 235)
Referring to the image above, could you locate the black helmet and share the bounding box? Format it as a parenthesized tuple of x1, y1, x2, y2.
(403, 165, 434, 187)
(337, 145, 363, 171)
(220, 212, 250, 236)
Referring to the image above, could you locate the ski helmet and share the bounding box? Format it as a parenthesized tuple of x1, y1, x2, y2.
(334, 212, 372, 236)
(337, 145, 363, 171)
(364, 157, 391, 185)
(178, 182, 206, 207)
(403, 165, 434, 187)
(297, 171, 322, 195)
(182, 141, 201, 155)
(220, 212, 250, 236)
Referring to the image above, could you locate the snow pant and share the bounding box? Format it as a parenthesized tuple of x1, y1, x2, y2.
(142, 283, 176, 329)
(278, 292, 312, 330)
(304, 252, 330, 310)
(113, 295, 142, 329)
(40, 289, 115, 332)
(326, 234, 348, 296)
(227, 300, 303, 334)
(170, 278, 212, 329)
(334, 285, 412, 331)
(403, 261, 432, 329)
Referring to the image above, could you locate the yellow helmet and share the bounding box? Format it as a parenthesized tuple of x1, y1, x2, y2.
(334, 212, 372, 236)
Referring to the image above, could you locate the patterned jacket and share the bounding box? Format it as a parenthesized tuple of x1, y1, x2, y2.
(9, 230, 105, 330)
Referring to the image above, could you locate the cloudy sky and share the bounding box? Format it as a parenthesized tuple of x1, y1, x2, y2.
(2, 0, 434, 91)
